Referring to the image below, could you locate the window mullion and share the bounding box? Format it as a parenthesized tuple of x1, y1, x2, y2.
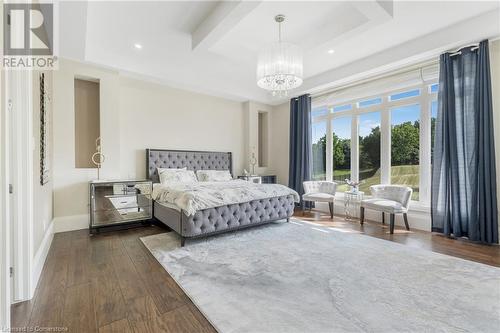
(326, 119, 333, 182)
(420, 89, 432, 204)
(380, 106, 391, 184)
(351, 115, 359, 182)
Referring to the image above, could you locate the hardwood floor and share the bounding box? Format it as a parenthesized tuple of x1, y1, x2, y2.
(11, 226, 216, 333)
(12, 212, 500, 332)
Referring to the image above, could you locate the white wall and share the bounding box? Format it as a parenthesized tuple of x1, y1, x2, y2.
(52, 59, 121, 231)
(118, 77, 245, 179)
(52, 59, 248, 229)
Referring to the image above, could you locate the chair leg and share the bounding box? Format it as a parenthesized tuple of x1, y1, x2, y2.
(390, 214, 395, 234)
(328, 202, 333, 219)
(360, 207, 365, 225)
(403, 213, 410, 230)
(180, 237, 186, 247)
(381, 212, 385, 224)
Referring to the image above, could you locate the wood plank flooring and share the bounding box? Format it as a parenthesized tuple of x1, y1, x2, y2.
(11, 226, 216, 333)
(11, 212, 500, 332)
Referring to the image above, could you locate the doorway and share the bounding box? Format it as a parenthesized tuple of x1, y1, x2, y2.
(0, 70, 11, 329)
(3, 69, 34, 310)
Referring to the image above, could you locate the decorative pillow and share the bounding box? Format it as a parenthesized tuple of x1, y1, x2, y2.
(157, 167, 187, 174)
(158, 168, 197, 184)
(196, 170, 232, 182)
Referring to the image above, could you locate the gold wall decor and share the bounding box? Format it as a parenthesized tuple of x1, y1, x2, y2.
(91, 137, 105, 180)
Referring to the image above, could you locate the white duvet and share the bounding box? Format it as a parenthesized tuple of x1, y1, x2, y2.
(152, 180, 299, 216)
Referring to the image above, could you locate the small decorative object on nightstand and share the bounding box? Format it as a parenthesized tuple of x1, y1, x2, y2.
(344, 190, 364, 220)
(89, 179, 152, 234)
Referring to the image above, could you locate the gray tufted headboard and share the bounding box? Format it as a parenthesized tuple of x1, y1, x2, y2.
(146, 149, 233, 183)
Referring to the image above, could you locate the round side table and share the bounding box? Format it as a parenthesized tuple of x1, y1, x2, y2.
(344, 191, 364, 220)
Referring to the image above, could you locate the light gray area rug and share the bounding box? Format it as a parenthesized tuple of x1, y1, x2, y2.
(141, 220, 500, 333)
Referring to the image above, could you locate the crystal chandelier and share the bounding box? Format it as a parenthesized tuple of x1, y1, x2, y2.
(257, 15, 303, 97)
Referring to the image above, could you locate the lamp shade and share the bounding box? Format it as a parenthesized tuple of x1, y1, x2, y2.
(257, 41, 303, 95)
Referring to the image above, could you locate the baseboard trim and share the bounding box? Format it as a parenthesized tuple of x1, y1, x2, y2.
(31, 220, 54, 299)
(53, 214, 89, 233)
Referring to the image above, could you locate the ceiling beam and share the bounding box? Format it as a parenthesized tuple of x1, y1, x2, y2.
(351, 0, 393, 22)
(302, 0, 393, 53)
(191, 1, 261, 51)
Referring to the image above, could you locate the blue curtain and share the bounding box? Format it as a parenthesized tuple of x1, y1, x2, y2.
(289, 94, 312, 208)
(432, 40, 498, 244)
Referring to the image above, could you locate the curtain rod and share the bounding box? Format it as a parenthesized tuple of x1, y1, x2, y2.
(449, 43, 479, 57)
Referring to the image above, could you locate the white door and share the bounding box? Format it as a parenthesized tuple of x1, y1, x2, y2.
(6, 69, 34, 304)
(0, 82, 12, 330)
(9, 97, 15, 303)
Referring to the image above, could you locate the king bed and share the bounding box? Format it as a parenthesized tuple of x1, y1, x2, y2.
(146, 149, 298, 246)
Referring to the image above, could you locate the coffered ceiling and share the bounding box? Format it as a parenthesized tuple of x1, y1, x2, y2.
(58, 1, 500, 104)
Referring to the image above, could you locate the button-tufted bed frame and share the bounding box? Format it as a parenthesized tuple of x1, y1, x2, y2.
(146, 149, 294, 246)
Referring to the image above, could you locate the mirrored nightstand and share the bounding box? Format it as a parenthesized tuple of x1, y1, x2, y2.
(237, 175, 262, 184)
(89, 180, 152, 233)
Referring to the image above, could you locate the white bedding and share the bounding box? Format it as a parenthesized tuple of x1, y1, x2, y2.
(152, 180, 299, 216)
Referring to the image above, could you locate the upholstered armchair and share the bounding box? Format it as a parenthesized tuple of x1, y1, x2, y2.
(360, 185, 412, 234)
(302, 181, 337, 218)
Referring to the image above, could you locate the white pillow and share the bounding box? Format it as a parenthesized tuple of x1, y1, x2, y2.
(158, 168, 197, 184)
(196, 170, 232, 182)
(157, 167, 186, 174)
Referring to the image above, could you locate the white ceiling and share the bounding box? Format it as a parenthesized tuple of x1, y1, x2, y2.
(58, 1, 500, 105)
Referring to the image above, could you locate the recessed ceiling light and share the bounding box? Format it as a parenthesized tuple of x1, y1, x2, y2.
(327, 49, 335, 54)
(134, 43, 142, 49)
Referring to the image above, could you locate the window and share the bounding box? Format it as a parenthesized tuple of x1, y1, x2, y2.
(429, 83, 439, 94)
(358, 97, 382, 108)
(333, 104, 352, 113)
(312, 106, 329, 118)
(391, 104, 420, 201)
(312, 122, 327, 180)
(359, 112, 381, 193)
(332, 117, 351, 192)
(389, 89, 420, 101)
(431, 101, 438, 160)
(311, 79, 437, 205)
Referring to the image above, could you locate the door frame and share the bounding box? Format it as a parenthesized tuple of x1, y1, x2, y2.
(7, 69, 35, 304)
(0, 70, 11, 330)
